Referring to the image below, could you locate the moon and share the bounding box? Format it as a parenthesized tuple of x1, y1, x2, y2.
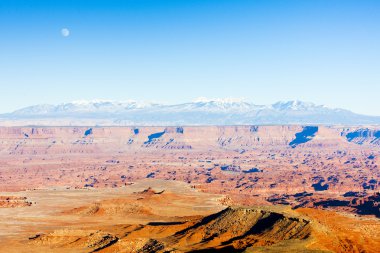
(61, 28, 70, 37)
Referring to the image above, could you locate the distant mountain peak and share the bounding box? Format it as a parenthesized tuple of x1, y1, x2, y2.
(69, 99, 154, 108)
(70, 99, 117, 105)
(193, 97, 247, 104)
(2, 99, 379, 126)
(272, 100, 318, 110)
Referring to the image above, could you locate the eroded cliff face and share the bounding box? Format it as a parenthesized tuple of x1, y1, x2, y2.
(0, 126, 379, 253)
(1, 125, 376, 155)
(342, 128, 380, 145)
(0, 126, 378, 196)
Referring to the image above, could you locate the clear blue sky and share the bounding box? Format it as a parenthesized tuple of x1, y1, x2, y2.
(0, 0, 379, 115)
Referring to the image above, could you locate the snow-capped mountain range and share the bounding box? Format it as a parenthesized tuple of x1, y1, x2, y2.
(1, 99, 379, 126)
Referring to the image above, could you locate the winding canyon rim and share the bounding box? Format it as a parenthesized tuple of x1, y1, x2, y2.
(0, 125, 379, 252)
(2, 0, 380, 252)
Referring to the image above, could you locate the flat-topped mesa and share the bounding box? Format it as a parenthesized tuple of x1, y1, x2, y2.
(344, 128, 380, 145)
(1, 125, 379, 155)
(0, 125, 378, 194)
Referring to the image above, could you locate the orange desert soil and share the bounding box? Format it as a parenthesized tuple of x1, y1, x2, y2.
(0, 126, 379, 252)
(0, 179, 378, 252)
